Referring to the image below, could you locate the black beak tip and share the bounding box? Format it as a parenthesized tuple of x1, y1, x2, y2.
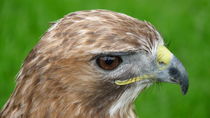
(180, 76, 189, 95)
(181, 84, 188, 95)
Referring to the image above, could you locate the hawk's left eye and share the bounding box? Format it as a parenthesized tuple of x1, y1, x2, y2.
(96, 56, 122, 70)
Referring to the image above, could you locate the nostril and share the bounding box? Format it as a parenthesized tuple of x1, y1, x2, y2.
(169, 67, 180, 78)
(158, 61, 165, 65)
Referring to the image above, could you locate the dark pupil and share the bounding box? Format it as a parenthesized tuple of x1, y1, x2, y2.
(104, 56, 114, 65)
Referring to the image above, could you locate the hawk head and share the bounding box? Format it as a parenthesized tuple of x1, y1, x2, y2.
(1, 10, 188, 118)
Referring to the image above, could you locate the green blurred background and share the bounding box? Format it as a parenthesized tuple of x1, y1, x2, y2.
(0, 0, 210, 117)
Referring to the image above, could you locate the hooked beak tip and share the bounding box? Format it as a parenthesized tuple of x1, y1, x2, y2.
(180, 74, 189, 95)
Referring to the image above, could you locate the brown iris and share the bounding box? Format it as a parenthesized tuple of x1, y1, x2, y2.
(96, 56, 122, 70)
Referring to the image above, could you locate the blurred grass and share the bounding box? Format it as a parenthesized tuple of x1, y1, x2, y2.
(0, 0, 210, 117)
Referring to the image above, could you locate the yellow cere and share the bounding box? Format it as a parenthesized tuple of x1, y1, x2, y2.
(157, 45, 173, 65)
(115, 74, 155, 85)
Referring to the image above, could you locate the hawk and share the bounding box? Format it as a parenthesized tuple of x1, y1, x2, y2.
(0, 10, 188, 118)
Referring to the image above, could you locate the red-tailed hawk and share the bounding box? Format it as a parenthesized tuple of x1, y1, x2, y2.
(0, 10, 188, 118)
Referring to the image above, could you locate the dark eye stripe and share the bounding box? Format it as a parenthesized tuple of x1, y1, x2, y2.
(90, 51, 137, 61)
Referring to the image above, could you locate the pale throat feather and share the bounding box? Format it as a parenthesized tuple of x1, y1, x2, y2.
(109, 82, 151, 118)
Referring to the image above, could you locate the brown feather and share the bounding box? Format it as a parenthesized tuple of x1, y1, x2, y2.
(0, 9, 162, 118)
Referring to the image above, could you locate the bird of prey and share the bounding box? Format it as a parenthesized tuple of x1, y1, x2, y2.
(0, 10, 188, 118)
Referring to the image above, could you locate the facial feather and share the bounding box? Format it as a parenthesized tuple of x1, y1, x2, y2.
(1, 10, 164, 118)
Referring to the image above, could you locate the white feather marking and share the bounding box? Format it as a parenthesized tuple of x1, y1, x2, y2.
(77, 29, 89, 35)
(85, 16, 102, 21)
(16, 68, 23, 80)
(152, 30, 163, 56)
(109, 81, 151, 117)
(47, 20, 60, 32)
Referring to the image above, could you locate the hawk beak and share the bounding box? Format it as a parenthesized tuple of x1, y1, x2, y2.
(156, 56, 189, 95)
(114, 45, 189, 95)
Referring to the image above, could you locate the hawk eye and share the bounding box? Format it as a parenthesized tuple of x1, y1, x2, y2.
(96, 56, 122, 70)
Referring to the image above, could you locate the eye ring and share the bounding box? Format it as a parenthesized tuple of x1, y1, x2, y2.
(96, 55, 122, 70)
